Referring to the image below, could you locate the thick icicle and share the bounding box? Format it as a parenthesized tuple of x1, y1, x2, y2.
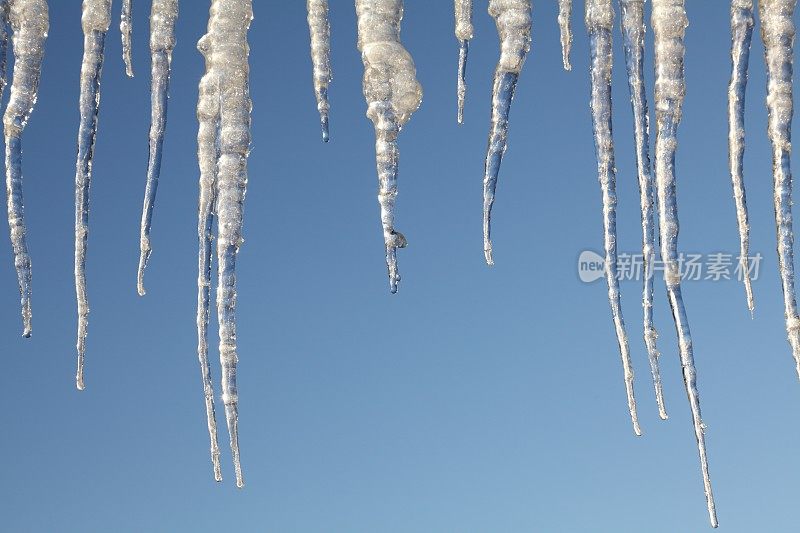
(760, 0, 800, 379)
(652, 0, 717, 526)
(454, 0, 472, 123)
(4, 0, 47, 339)
(729, 0, 755, 315)
(586, 0, 640, 436)
(120, 0, 133, 77)
(306, 0, 331, 142)
(355, 0, 422, 293)
(137, 0, 179, 296)
(75, 0, 111, 391)
(558, 0, 572, 70)
(482, 0, 531, 265)
(619, 0, 667, 419)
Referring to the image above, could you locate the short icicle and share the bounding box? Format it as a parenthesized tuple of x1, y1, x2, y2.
(3, 0, 48, 338)
(558, 0, 572, 70)
(586, 0, 640, 436)
(652, 0, 717, 526)
(618, 0, 667, 419)
(306, 0, 332, 142)
(482, 0, 531, 265)
(75, 0, 112, 391)
(121, 0, 133, 77)
(355, 0, 422, 293)
(137, 0, 179, 295)
(454, 0, 472, 123)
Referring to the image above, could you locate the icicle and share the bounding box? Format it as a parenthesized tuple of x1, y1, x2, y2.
(618, 0, 667, 419)
(558, 0, 572, 70)
(4, 0, 48, 339)
(760, 0, 800, 379)
(482, 0, 531, 265)
(75, 0, 111, 391)
(728, 0, 755, 315)
(136, 0, 179, 296)
(306, 0, 331, 142)
(585, 0, 640, 436)
(355, 0, 422, 293)
(652, 0, 717, 526)
(454, 0, 472, 123)
(120, 0, 133, 77)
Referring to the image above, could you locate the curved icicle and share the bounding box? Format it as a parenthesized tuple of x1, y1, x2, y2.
(482, 0, 531, 265)
(652, 0, 717, 526)
(356, 0, 422, 293)
(586, 0, 640, 437)
(75, 0, 111, 391)
(3, 0, 48, 339)
(137, 0, 179, 296)
(454, 0, 472, 123)
(558, 0, 572, 70)
(760, 0, 800, 380)
(618, 0, 667, 420)
(306, 0, 331, 142)
(120, 0, 133, 77)
(729, 0, 755, 315)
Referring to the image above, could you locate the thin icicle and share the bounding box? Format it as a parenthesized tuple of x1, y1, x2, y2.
(729, 0, 755, 315)
(760, 0, 800, 379)
(356, 0, 422, 293)
(121, 0, 133, 77)
(75, 0, 111, 391)
(307, 0, 331, 142)
(558, 0, 572, 70)
(619, 0, 667, 420)
(482, 0, 531, 265)
(652, 0, 717, 526)
(586, 0, 640, 436)
(137, 0, 179, 296)
(3, 0, 47, 339)
(454, 0, 472, 123)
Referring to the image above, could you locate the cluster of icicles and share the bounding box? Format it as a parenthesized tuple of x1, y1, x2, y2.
(0, 0, 797, 526)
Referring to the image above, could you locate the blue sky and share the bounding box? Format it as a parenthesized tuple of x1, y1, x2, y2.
(0, 2, 798, 531)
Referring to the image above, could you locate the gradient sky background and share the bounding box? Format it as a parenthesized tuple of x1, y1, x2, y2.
(0, 1, 799, 532)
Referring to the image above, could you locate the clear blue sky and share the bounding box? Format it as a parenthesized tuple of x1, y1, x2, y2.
(0, 2, 798, 531)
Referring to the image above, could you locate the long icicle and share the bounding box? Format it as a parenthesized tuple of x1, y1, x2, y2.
(652, 0, 717, 526)
(619, 0, 667, 419)
(729, 0, 755, 315)
(137, 0, 179, 295)
(75, 0, 112, 391)
(482, 0, 531, 265)
(454, 0, 472, 123)
(306, 0, 331, 142)
(558, 0, 573, 70)
(195, 29, 222, 482)
(586, 0, 640, 436)
(356, 0, 422, 294)
(760, 0, 800, 379)
(3, 0, 48, 339)
(120, 0, 133, 77)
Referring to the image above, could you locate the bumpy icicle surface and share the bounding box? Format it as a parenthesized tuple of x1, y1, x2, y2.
(619, 0, 667, 419)
(482, 0, 531, 265)
(652, 0, 718, 526)
(454, 0, 472, 123)
(586, 0, 640, 436)
(558, 0, 572, 70)
(729, 0, 755, 314)
(4, 0, 47, 338)
(196, 0, 253, 487)
(356, 0, 422, 293)
(121, 0, 133, 77)
(307, 0, 331, 142)
(137, 0, 179, 295)
(75, 0, 111, 391)
(760, 0, 800, 379)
